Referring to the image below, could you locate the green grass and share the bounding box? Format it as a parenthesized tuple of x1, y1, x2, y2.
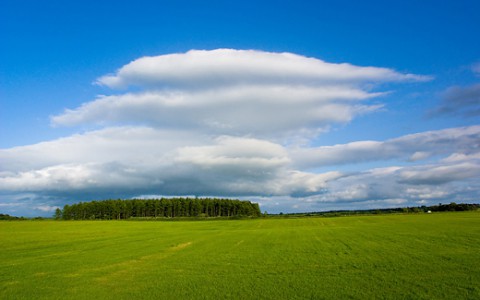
(1, 212, 479, 299)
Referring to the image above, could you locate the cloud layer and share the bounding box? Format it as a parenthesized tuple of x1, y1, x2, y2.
(96, 49, 430, 89)
(52, 49, 430, 140)
(292, 125, 480, 168)
(2, 49, 478, 216)
(1, 124, 479, 214)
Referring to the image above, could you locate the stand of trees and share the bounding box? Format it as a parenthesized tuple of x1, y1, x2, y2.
(60, 198, 261, 220)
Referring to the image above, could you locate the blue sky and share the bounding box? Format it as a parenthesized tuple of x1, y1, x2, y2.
(1, 0, 480, 216)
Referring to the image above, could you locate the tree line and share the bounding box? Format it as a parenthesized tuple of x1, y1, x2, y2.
(0, 213, 26, 220)
(58, 198, 262, 220)
(269, 202, 479, 218)
(426, 202, 479, 212)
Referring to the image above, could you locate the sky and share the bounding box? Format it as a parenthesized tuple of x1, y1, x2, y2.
(1, 0, 480, 217)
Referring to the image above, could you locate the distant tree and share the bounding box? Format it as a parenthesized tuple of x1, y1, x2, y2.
(54, 208, 62, 220)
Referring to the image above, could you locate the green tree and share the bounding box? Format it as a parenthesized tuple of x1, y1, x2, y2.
(54, 208, 62, 220)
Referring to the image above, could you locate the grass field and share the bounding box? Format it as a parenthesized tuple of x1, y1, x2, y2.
(1, 212, 479, 299)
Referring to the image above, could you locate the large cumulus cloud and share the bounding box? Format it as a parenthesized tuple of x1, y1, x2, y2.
(3, 49, 479, 216)
(51, 49, 430, 140)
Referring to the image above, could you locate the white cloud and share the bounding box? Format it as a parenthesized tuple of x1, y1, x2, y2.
(409, 151, 431, 162)
(0, 126, 205, 172)
(35, 205, 61, 212)
(96, 49, 431, 89)
(52, 49, 429, 141)
(51, 87, 381, 138)
(405, 187, 449, 199)
(442, 152, 480, 163)
(314, 161, 480, 206)
(0, 129, 336, 197)
(174, 136, 290, 170)
(292, 125, 480, 168)
(399, 162, 480, 185)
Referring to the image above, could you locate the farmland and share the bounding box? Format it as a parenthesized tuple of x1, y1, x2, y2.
(1, 212, 479, 299)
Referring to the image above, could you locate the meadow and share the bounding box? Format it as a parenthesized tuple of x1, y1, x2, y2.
(1, 212, 479, 299)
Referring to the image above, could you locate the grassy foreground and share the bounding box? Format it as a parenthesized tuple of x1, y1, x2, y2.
(1, 212, 479, 299)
